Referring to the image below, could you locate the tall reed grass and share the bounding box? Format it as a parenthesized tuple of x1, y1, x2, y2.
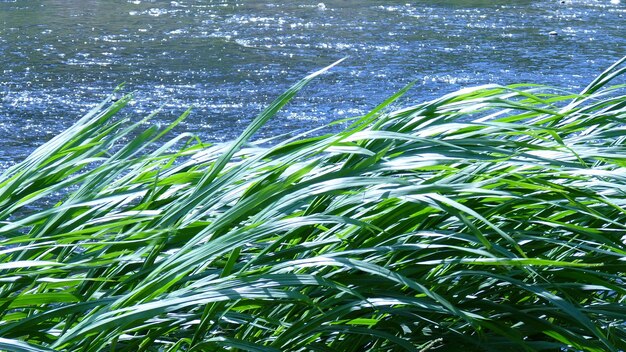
(1, 57, 626, 352)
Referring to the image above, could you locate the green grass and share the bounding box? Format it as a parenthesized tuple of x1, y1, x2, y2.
(1, 57, 626, 352)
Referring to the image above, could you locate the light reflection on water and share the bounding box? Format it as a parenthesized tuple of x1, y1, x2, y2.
(0, 0, 625, 167)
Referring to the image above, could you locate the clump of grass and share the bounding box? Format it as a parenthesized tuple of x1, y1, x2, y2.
(1, 57, 626, 352)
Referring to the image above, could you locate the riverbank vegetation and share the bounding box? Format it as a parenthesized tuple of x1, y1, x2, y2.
(1, 58, 626, 352)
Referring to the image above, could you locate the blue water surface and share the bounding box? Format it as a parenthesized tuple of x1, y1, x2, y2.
(0, 0, 624, 167)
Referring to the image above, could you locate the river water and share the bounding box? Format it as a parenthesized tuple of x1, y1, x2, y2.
(1, 0, 624, 167)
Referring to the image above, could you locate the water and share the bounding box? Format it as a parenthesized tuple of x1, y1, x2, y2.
(1, 0, 625, 168)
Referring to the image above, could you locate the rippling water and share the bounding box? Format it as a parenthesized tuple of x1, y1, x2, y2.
(1, 0, 625, 167)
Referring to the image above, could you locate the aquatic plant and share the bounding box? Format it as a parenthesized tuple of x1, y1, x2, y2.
(1, 57, 625, 352)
